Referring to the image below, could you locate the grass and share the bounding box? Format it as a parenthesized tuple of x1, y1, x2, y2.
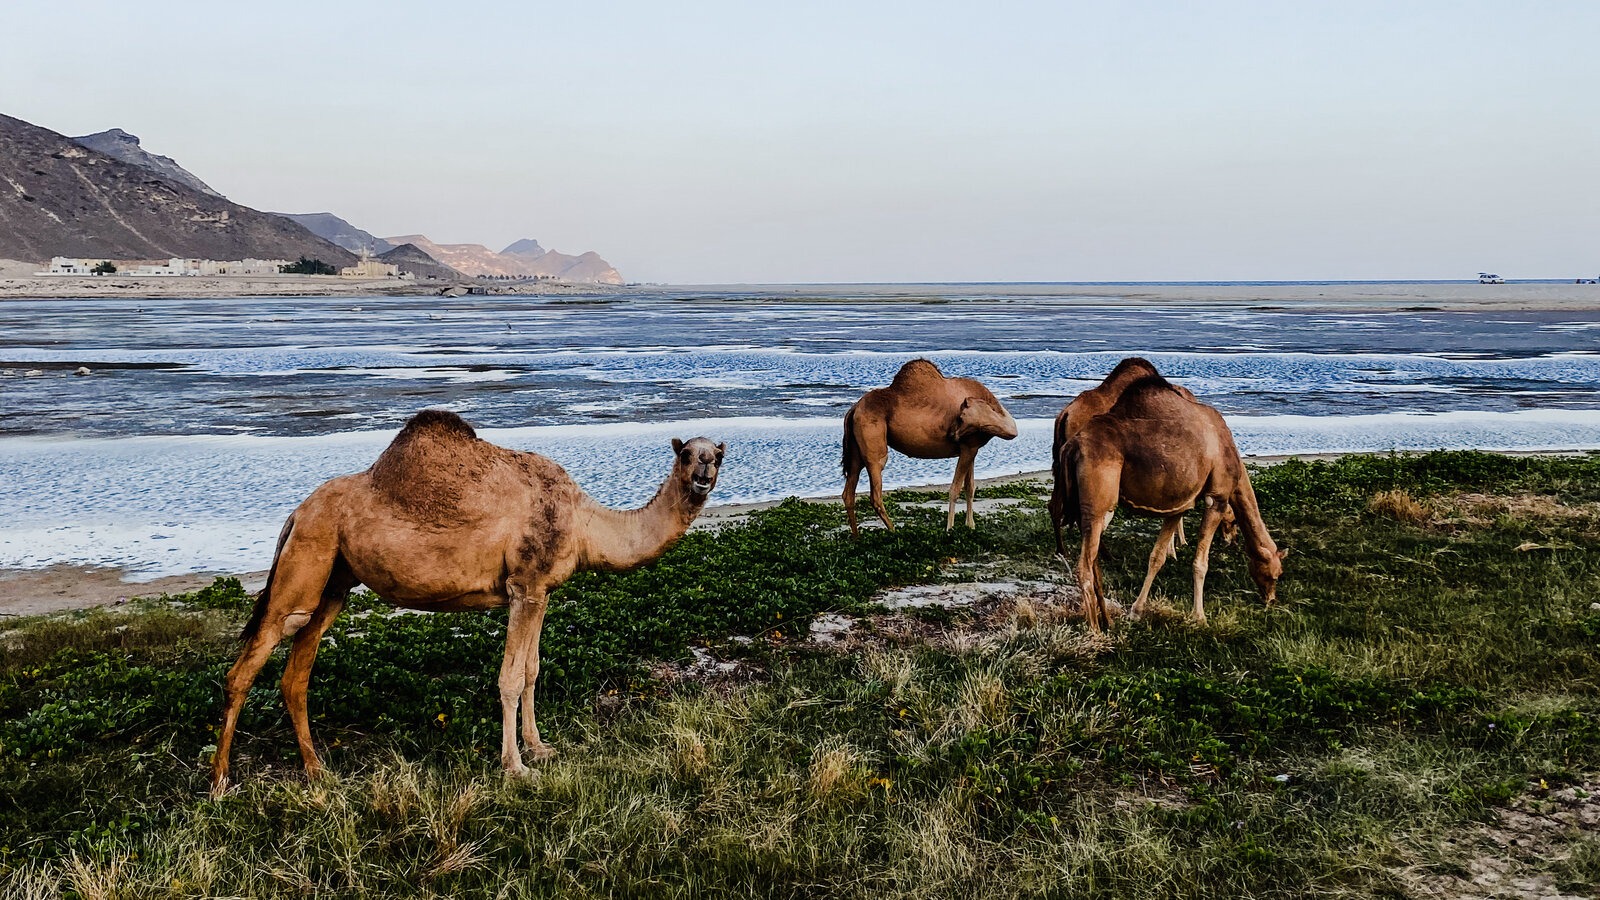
(2, 451, 1598, 898)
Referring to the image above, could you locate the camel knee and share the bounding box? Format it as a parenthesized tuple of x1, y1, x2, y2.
(280, 610, 313, 635)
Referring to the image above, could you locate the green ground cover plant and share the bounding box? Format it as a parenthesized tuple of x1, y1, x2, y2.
(2, 451, 1597, 898)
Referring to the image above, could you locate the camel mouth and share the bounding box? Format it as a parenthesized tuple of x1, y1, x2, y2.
(690, 475, 714, 495)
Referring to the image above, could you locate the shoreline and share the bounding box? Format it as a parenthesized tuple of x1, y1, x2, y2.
(5, 448, 1589, 619)
(2, 276, 1600, 309)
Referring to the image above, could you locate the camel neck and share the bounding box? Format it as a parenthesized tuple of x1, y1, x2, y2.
(577, 479, 703, 571)
(1229, 472, 1279, 562)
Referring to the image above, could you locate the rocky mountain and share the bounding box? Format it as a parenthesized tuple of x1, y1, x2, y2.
(276, 212, 394, 255)
(377, 243, 461, 281)
(386, 234, 623, 284)
(71, 128, 224, 198)
(0, 114, 356, 265)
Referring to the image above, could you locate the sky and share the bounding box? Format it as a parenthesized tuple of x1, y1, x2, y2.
(3, 1, 1597, 283)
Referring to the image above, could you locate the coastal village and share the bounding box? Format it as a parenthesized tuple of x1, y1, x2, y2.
(36, 247, 409, 280)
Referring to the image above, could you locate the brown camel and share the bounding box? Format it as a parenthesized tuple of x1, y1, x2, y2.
(1048, 358, 1229, 556)
(842, 359, 1018, 534)
(211, 410, 725, 794)
(1058, 376, 1284, 632)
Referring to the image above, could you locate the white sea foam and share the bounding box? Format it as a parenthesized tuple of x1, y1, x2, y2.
(4, 409, 1600, 579)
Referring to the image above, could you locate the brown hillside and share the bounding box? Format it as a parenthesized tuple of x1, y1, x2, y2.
(0, 113, 355, 265)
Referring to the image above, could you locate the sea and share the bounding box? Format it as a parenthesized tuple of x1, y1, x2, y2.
(5, 283, 1600, 578)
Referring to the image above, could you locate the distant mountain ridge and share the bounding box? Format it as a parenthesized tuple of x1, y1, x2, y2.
(71, 128, 224, 198)
(0, 113, 355, 265)
(277, 212, 395, 255)
(386, 234, 623, 284)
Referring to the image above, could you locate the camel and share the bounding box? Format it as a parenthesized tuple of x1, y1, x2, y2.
(210, 410, 725, 794)
(842, 359, 1018, 534)
(1058, 376, 1284, 633)
(1048, 358, 1230, 556)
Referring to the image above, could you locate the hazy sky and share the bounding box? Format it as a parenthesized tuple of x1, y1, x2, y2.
(4, 1, 1597, 283)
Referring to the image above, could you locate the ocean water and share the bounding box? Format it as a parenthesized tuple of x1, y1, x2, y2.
(4, 285, 1600, 577)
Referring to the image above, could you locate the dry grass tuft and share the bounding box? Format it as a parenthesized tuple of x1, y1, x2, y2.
(807, 740, 869, 806)
(1370, 489, 1430, 524)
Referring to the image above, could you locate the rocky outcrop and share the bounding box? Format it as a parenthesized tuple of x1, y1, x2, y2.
(276, 212, 395, 255)
(0, 114, 355, 265)
(377, 243, 461, 281)
(385, 234, 623, 284)
(71, 128, 223, 198)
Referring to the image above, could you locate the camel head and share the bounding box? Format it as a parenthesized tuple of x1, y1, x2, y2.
(1249, 545, 1288, 606)
(671, 437, 726, 498)
(951, 397, 1019, 444)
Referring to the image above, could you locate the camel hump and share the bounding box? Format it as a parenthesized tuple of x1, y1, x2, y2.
(1107, 374, 1193, 415)
(369, 409, 499, 519)
(889, 358, 945, 389)
(1105, 356, 1160, 382)
(394, 409, 477, 443)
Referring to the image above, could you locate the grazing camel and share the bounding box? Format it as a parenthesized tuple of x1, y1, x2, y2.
(842, 359, 1018, 534)
(211, 410, 725, 794)
(1058, 376, 1284, 632)
(1048, 358, 1228, 556)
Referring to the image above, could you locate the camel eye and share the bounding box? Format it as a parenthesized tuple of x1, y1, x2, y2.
(680, 450, 692, 464)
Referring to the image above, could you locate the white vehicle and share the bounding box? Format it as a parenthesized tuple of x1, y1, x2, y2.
(1478, 272, 1505, 284)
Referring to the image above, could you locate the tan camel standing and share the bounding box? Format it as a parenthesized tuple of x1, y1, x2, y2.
(842, 359, 1018, 534)
(210, 410, 725, 794)
(1048, 358, 1226, 556)
(1058, 376, 1284, 632)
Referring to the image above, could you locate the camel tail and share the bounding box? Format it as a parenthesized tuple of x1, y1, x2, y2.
(841, 407, 861, 477)
(238, 513, 295, 646)
(1050, 412, 1071, 511)
(1059, 443, 1082, 532)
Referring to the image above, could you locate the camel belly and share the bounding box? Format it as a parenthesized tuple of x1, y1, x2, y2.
(887, 431, 960, 459)
(339, 519, 512, 604)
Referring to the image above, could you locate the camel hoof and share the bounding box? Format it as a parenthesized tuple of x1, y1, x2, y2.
(527, 742, 558, 762)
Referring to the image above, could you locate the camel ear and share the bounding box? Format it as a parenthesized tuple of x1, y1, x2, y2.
(715, 442, 726, 462)
(1278, 547, 1290, 560)
(671, 438, 685, 454)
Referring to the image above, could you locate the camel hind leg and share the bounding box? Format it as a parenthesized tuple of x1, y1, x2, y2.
(1076, 510, 1112, 634)
(211, 514, 342, 796)
(865, 446, 893, 532)
(278, 559, 356, 781)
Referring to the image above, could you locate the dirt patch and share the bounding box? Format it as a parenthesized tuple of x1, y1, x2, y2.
(0, 566, 267, 619)
(1407, 780, 1600, 900)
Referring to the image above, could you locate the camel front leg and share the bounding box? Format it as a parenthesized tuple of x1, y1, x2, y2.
(945, 446, 977, 531)
(963, 448, 978, 529)
(1132, 516, 1183, 620)
(280, 592, 348, 781)
(498, 586, 541, 776)
(517, 587, 555, 761)
(1190, 501, 1227, 624)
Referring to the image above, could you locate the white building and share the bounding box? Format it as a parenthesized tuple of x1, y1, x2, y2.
(39, 257, 291, 276)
